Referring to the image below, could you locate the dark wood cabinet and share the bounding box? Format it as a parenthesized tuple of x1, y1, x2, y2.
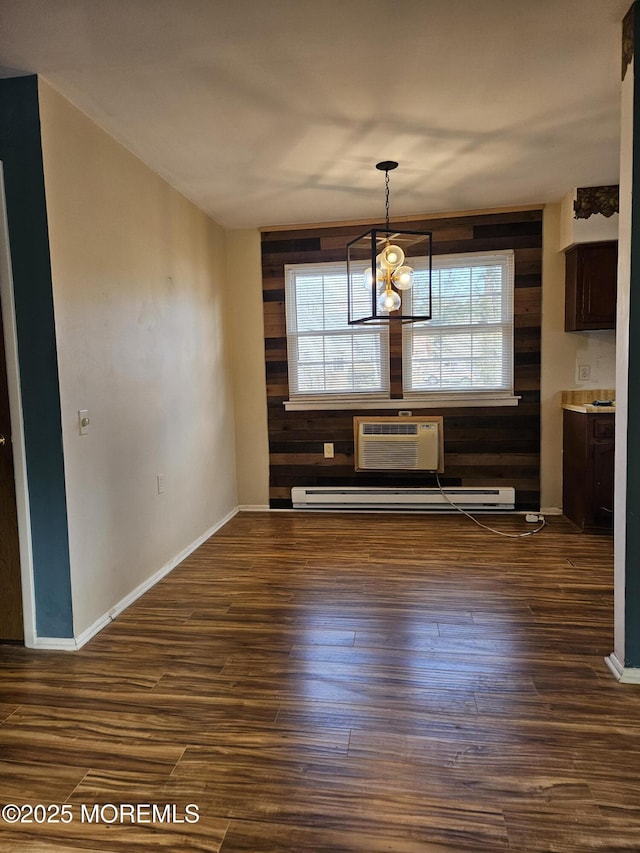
(564, 241, 617, 331)
(562, 410, 614, 532)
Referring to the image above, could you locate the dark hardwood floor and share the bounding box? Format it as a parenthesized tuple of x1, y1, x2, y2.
(0, 510, 636, 851)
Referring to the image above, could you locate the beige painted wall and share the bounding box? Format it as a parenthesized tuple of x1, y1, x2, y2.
(225, 229, 269, 507)
(540, 203, 616, 511)
(613, 55, 633, 663)
(38, 79, 238, 638)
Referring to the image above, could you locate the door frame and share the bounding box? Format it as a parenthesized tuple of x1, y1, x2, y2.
(0, 164, 36, 646)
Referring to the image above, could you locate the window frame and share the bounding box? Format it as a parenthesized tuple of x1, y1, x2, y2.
(284, 260, 390, 402)
(402, 250, 515, 398)
(283, 250, 519, 411)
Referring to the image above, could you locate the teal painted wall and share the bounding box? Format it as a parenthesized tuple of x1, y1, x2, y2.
(0, 75, 73, 638)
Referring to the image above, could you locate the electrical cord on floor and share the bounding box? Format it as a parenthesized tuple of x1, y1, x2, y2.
(435, 473, 546, 538)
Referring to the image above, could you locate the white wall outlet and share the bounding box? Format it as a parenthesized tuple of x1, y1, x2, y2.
(157, 473, 165, 494)
(578, 364, 591, 382)
(78, 409, 90, 435)
(323, 443, 334, 459)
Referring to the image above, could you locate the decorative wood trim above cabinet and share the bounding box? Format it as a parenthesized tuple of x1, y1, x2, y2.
(573, 186, 619, 220)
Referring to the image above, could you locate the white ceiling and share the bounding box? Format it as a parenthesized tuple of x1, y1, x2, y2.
(0, 0, 631, 229)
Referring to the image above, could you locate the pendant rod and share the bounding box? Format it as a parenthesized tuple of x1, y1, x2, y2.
(375, 160, 398, 233)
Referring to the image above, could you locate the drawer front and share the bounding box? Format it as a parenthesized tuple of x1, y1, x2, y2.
(592, 416, 615, 439)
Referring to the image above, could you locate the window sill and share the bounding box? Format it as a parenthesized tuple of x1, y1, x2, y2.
(283, 395, 520, 411)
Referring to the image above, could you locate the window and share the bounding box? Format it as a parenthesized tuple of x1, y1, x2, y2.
(285, 261, 389, 400)
(402, 252, 514, 395)
(285, 250, 515, 407)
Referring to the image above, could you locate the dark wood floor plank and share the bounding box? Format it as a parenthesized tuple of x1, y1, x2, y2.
(0, 511, 637, 851)
(0, 758, 87, 802)
(217, 816, 471, 852)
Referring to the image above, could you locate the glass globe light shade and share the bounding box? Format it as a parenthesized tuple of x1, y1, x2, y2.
(379, 244, 405, 270)
(361, 266, 375, 290)
(394, 265, 414, 290)
(378, 289, 401, 313)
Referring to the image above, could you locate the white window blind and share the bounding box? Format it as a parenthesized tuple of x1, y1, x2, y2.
(402, 251, 515, 396)
(285, 261, 389, 399)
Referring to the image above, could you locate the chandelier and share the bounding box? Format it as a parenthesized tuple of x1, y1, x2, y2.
(347, 161, 432, 324)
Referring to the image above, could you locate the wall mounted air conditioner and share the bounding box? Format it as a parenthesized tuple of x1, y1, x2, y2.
(354, 416, 444, 472)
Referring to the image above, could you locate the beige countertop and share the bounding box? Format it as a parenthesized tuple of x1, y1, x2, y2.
(561, 389, 616, 414)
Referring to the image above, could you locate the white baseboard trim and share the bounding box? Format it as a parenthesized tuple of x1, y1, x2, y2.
(604, 653, 640, 683)
(30, 507, 239, 651)
(238, 504, 271, 512)
(31, 636, 78, 651)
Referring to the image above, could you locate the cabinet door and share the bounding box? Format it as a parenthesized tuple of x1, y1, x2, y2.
(565, 242, 617, 331)
(592, 440, 614, 528)
(562, 410, 587, 528)
(591, 416, 615, 529)
(562, 411, 614, 532)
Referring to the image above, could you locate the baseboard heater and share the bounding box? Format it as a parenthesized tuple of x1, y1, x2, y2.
(291, 486, 516, 512)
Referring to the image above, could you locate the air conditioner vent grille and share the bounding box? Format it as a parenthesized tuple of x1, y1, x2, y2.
(362, 423, 418, 436)
(362, 441, 418, 469)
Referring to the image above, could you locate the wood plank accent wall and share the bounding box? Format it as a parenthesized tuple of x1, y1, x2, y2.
(261, 209, 542, 510)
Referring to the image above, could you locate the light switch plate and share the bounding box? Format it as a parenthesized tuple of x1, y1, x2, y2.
(78, 409, 90, 435)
